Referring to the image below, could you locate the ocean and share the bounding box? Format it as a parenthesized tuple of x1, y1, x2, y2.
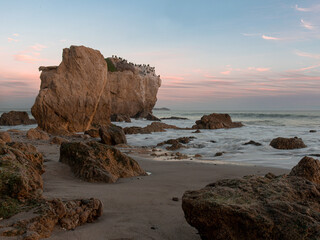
(1, 108, 319, 169)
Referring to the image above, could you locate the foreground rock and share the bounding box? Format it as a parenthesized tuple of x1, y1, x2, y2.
(270, 137, 307, 149)
(182, 156, 320, 240)
(0, 111, 36, 126)
(0, 132, 11, 143)
(107, 56, 161, 118)
(99, 124, 127, 145)
(26, 128, 50, 140)
(32, 46, 111, 134)
(124, 122, 182, 134)
(192, 113, 243, 129)
(0, 198, 103, 240)
(60, 141, 146, 183)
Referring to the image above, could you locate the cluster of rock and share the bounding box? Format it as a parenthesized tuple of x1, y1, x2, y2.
(192, 113, 243, 129)
(124, 122, 182, 134)
(157, 137, 195, 151)
(59, 141, 146, 183)
(0, 141, 103, 239)
(31, 46, 161, 134)
(182, 156, 320, 240)
(0, 111, 36, 126)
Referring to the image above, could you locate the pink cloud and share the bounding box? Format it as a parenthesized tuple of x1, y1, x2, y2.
(14, 54, 44, 63)
(300, 19, 314, 30)
(262, 35, 281, 40)
(162, 75, 184, 80)
(248, 67, 270, 72)
(295, 4, 311, 12)
(295, 4, 320, 12)
(8, 37, 18, 43)
(220, 70, 231, 75)
(13, 33, 19, 37)
(31, 44, 47, 51)
(295, 50, 320, 59)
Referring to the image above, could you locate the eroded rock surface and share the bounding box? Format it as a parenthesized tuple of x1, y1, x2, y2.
(0, 132, 11, 143)
(270, 137, 306, 149)
(60, 141, 146, 183)
(192, 113, 243, 129)
(182, 156, 320, 240)
(26, 128, 50, 140)
(0, 111, 36, 126)
(99, 124, 127, 145)
(32, 46, 110, 134)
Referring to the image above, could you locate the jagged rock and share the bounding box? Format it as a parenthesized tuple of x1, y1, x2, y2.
(270, 137, 306, 149)
(182, 156, 320, 240)
(192, 113, 243, 129)
(0, 198, 103, 240)
(124, 122, 181, 134)
(99, 124, 127, 145)
(0, 142, 44, 202)
(0, 111, 36, 126)
(84, 129, 100, 138)
(145, 113, 161, 121)
(50, 136, 69, 145)
(243, 140, 262, 146)
(0, 132, 11, 143)
(59, 141, 146, 183)
(26, 128, 50, 140)
(110, 114, 131, 123)
(31, 46, 111, 135)
(107, 57, 161, 118)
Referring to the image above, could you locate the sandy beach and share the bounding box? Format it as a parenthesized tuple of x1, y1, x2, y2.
(8, 130, 288, 240)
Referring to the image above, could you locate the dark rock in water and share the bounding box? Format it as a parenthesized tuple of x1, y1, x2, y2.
(192, 113, 243, 129)
(161, 116, 189, 120)
(192, 129, 201, 133)
(84, 129, 100, 138)
(214, 152, 224, 157)
(145, 113, 161, 121)
(194, 154, 202, 158)
(124, 122, 182, 134)
(309, 130, 317, 133)
(166, 143, 184, 151)
(172, 197, 179, 202)
(270, 137, 306, 149)
(243, 140, 262, 146)
(0, 111, 36, 126)
(157, 137, 195, 151)
(210, 140, 216, 143)
(153, 107, 170, 111)
(99, 124, 127, 145)
(110, 114, 131, 123)
(59, 141, 146, 183)
(182, 156, 320, 240)
(309, 154, 320, 157)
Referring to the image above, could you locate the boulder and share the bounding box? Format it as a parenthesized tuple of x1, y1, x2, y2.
(59, 141, 146, 183)
(110, 114, 131, 123)
(0, 142, 44, 201)
(145, 113, 161, 121)
(84, 129, 100, 138)
(0, 198, 103, 239)
(124, 122, 181, 134)
(192, 113, 243, 129)
(182, 156, 320, 240)
(26, 128, 50, 140)
(0, 111, 36, 126)
(50, 136, 69, 145)
(107, 57, 161, 118)
(0, 132, 11, 143)
(31, 46, 111, 135)
(99, 124, 127, 145)
(270, 137, 306, 149)
(157, 137, 195, 151)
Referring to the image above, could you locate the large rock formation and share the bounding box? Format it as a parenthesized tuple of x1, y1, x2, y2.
(106, 57, 161, 118)
(192, 113, 243, 129)
(32, 46, 111, 134)
(0, 111, 36, 126)
(182, 156, 320, 240)
(59, 141, 146, 183)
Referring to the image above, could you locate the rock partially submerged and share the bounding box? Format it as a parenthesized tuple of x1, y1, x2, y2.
(59, 141, 146, 183)
(160, 116, 189, 120)
(182, 156, 320, 240)
(270, 137, 306, 149)
(124, 122, 182, 134)
(32, 46, 111, 134)
(192, 113, 243, 129)
(243, 140, 262, 146)
(99, 124, 127, 145)
(157, 137, 195, 151)
(0, 111, 36, 126)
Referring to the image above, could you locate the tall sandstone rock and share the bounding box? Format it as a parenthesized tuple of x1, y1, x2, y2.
(32, 46, 111, 134)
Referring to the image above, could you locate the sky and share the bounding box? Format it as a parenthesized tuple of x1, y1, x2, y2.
(0, 0, 320, 110)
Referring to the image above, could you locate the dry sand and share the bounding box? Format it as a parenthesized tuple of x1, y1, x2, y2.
(9, 131, 288, 240)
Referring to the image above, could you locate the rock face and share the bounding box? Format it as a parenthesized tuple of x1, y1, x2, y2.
(31, 46, 111, 134)
(59, 141, 146, 183)
(26, 128, 50, 140)
(270, 137, 306, 149)
(182, 156, 320, 240)
(107, 57, 161, 118)
(192, 113, 243, 129)
(99, 124, 127, 145)
(0, 111, 36, 126)
(0, 198, 103, 240)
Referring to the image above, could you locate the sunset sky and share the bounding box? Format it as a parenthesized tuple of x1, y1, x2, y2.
(1, 0, 320, 110)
